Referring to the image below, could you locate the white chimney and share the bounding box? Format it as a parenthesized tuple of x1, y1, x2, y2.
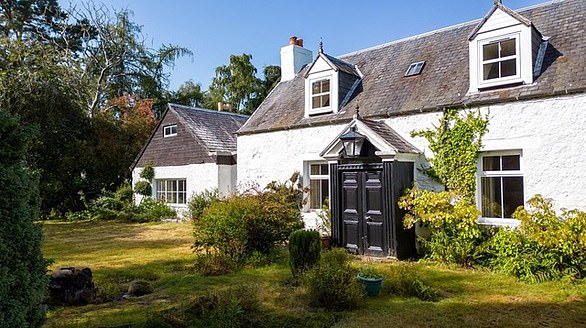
(280, 36, 313, 82)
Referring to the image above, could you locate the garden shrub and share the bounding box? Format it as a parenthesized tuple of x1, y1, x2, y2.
(289, 229, 321, 277)
(193, 178, 303, 263)
(188, 189, 219, 220)
(400, 188, 487, 267)
(383, 264, 439, 301)
(134, 180, 152, 197)
(133, 198, 176, 222)
(305, 248, 362, 310)
(485, 195, 586, 282)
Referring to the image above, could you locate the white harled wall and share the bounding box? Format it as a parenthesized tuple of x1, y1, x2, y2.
(132, 163, 219, 216)
(237, 93, 586, 227)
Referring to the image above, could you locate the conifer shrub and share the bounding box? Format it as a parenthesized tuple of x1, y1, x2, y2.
(0, 110, 48, 327)
(288, 229, 321, 277)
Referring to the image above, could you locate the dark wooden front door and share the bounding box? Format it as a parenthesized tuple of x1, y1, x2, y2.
(340, 170, 386, 256)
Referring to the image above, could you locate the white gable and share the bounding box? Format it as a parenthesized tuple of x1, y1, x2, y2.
(309, 56, 334, 74)
(477, 8, 523, 34)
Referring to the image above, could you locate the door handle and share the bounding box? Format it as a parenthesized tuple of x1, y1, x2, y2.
(365, 216, 372, 222)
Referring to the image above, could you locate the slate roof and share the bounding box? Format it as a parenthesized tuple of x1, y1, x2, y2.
(170, 104, 248, 153)
(239, 0, 586, 135)
(362, 119, 420, 154)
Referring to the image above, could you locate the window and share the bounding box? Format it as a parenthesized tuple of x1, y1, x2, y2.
(156, 179, 186, 204)
(309, 163, 329, 210)
(311, 79, 331, 110)
(480, 37, 519, 82)
(479, 154, 524, 219)
(163, 124, 177, 137)
(405, 61, 425, 77)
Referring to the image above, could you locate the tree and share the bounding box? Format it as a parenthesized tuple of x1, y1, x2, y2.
(246, 65, 281, 112)
(0, 109, 48, 327)
(171, 80, 205, 107)
(205, 53, 261, 114)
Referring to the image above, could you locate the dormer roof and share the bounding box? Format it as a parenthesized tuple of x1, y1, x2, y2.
(468, 1, 532, 41)
(303, 52, 361, 78)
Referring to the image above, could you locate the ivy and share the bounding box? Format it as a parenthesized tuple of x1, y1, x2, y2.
(412, 108, 488, 200)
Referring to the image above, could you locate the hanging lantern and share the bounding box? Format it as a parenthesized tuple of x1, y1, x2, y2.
(340, 125, 366, 157)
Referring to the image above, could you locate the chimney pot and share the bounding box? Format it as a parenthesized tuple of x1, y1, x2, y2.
(289, 36, 297, 45)
(296, 38, 304, 47)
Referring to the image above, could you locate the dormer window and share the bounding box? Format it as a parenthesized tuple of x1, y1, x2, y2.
(163, 124, 177, 137)
(311, 78, 331, 110)
(467, 2, 539, 93)
(480, 36, 520, 83)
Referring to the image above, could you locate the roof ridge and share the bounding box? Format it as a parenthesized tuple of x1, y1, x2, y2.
(168, 103, 249, 119)
(338, 0, 557, 60)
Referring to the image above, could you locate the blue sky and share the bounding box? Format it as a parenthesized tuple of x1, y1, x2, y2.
(59, 0, 546, 91)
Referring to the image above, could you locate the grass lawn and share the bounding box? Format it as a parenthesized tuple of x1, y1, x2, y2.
(43, 221, 586, 327)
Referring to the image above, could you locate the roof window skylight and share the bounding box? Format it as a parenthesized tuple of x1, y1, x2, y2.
(405, 61, 425, 77)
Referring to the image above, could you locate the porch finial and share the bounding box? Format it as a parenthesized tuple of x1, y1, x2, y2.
(494, 0, 502, 5)
(353, 104, 361, 120)
(319, 37, 324, 53)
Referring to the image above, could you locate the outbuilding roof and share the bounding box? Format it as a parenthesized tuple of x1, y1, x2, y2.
(239, 0, 586, 135)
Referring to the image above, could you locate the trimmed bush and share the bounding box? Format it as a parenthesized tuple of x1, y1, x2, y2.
(305, 248, 362, 310)
(134, 180, 152, 197)
(289, 229, 321, 277)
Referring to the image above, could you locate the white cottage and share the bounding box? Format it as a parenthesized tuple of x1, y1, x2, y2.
(132, 103, 248, 215)
(236, 0, 586, 258)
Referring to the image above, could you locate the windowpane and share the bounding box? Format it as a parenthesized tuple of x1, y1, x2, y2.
(321, 95, 330, 107)
(311, 165, 320, 175)
(321, 80, 330, 92)
(501, 59, 517, 77)
(483, 63, 500, 80)
(310, 180, 321, 209)
(483, 43, 499, 60)
(312, 96, 320, 109)
(503, 177, 524, 217)
(500, 39, 516, 57)
(321, 179, 329, 206)
(481, 177, 502, 218)
(312, 81, 321, 94)
(320, 164, 329, 175)
(502, 155, 520, 170)
(483, 156, 501, 171)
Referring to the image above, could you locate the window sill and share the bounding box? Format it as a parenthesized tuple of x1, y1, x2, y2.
(477, 217, 520, 228)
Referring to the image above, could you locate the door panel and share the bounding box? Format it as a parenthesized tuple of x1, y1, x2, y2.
(363, 171, 385, 256)
(340, 169, 386, 256)
(341, 172, 360, 253)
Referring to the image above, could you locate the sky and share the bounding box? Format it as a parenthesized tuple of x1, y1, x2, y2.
(58, 0, 547, 91)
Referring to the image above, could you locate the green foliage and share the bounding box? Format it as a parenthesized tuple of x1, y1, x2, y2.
(134, 198, 177, 222)
(383, 264, 440, 301)
(0, 109, 48, 327)
(193, 175, 303, 263)
(140, 164, 155, 181)
(357, 266, 384, 279)
(485, 195, 586, 282)
(288, 229, 321, 277)
(305, 249, 363, 310)
(134, 180, 152, 197)
(188, 189, 219, 221)
(316, 198, 331, 237)
(399, 188, 486, 266)
(412, 108, 488, 200)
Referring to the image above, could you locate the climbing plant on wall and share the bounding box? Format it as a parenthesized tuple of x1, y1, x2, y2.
(412, 108, 489, 200)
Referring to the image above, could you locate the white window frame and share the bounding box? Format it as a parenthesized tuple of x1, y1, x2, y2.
(305, 68, 338, 117)
(163, 124, 177, 137)
(476, 150, 524, 226)
(405, 61, 425, 77)
(304, 162, 330, 211)
(155, 178, 187, 204)
(477, 33, 522, 89)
